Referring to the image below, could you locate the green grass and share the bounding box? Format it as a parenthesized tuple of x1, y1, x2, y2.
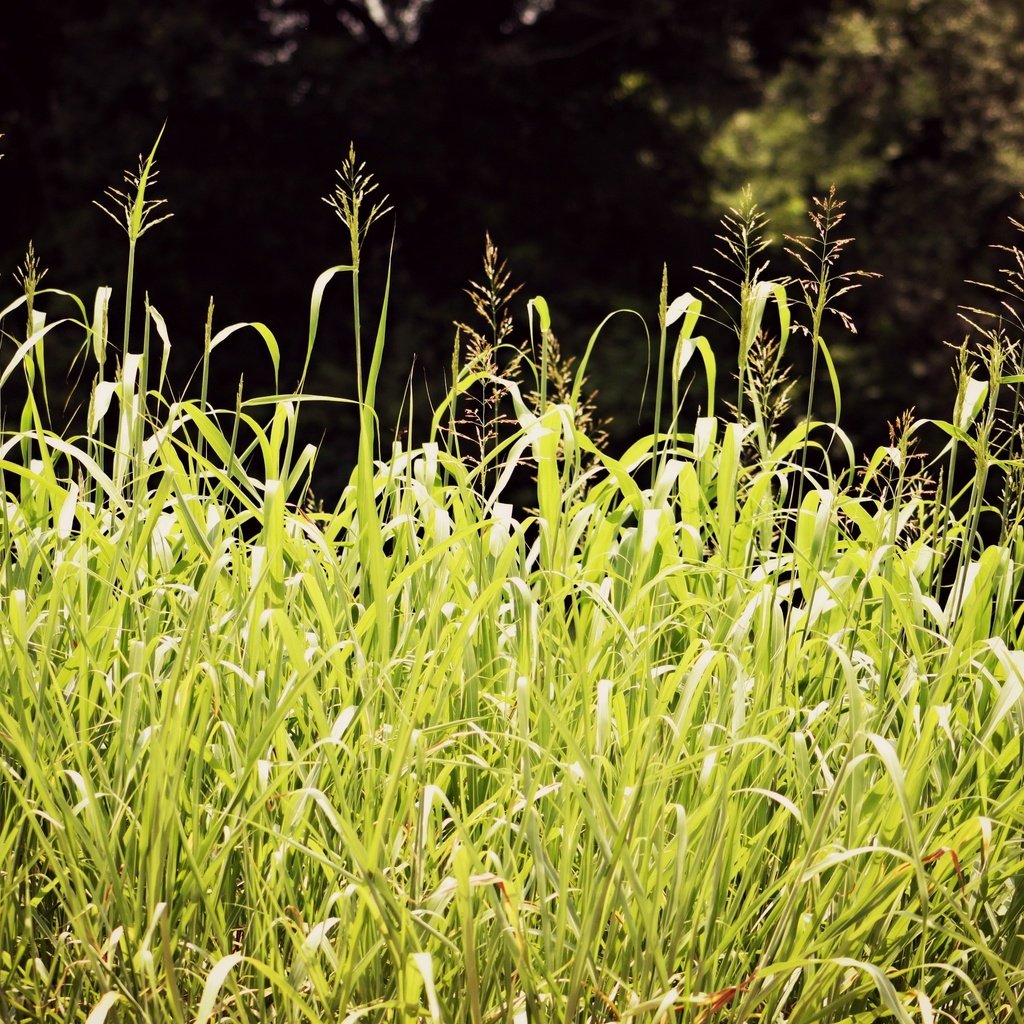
(1, 140, 1023, 1023)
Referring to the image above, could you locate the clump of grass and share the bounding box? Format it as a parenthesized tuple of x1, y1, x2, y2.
(0, 134, 1022, 1024)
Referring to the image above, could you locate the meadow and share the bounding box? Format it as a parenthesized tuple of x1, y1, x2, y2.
(1, 137, 1022, 1023)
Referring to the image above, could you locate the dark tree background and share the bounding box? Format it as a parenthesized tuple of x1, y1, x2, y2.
(3, 0, 1023, 484)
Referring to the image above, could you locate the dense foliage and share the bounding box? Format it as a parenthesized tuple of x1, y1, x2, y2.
(3, 0, 1024, 464)
(1, 142, 1022, 1022)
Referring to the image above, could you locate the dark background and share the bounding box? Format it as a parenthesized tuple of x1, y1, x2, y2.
(3, 0, 1023, 487)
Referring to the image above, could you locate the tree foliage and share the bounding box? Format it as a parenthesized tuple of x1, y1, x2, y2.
(705, 0, 1024, 424)
(2, 0, 1022, 465)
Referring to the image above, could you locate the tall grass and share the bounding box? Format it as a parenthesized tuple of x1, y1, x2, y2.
(1, 139, 1022, 1024)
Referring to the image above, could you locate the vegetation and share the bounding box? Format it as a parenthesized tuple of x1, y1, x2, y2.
(707, 0, 1024, 423)
(1, 141, 1023, 1023)
(6, 0, 1024, 463)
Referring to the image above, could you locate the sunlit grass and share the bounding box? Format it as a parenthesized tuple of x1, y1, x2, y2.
(1, 139, 1022, 1023)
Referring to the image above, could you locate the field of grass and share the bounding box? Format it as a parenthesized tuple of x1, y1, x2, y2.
(1, 138, 1023, 1023)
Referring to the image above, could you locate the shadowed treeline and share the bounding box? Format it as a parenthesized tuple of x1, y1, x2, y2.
(2, 0, 1023, 479)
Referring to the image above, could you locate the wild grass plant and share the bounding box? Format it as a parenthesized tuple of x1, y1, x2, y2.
(0, 137, 1023, 1024)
